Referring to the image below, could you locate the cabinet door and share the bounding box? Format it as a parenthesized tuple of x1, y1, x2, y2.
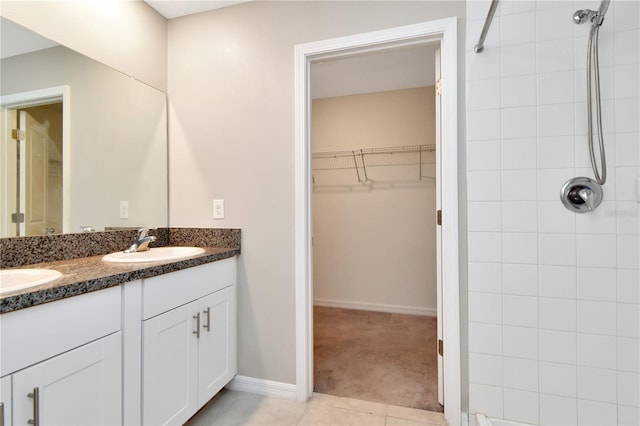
(142, 303, 198, 426)
(197, 285, 237, 408)
(12, 332, 121, 426)
(1, 376, 11, 426)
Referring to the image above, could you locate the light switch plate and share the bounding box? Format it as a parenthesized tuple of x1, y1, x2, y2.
(213, 199, 224, 219)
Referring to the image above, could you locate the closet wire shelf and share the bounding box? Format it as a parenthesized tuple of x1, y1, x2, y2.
(312, 144, 435, 184)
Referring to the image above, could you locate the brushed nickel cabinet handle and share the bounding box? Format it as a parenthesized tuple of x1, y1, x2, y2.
(203, 307, 211, 332)
(193, 312, 201, 339)
(27, 387, 40, 426)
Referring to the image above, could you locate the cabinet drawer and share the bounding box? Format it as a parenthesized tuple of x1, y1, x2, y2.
(142, 257, 236, 320)
(0, 285, 121, 377)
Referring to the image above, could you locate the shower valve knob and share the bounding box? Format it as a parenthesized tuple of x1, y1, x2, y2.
(561, 177, 603, 213)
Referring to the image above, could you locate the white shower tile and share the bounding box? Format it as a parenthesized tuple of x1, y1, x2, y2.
(467, 1, 495, 21)
(574, 99, 615, 137)
(615, 132, 640, 167)
(501, 107, 537, 139)
(501, 43, 536, 77)
(469, 262, 502, 293)
(576, 234, 617, 268)
(540, 329, 577, 364)
(467, 19, 500, 53)
(574, 134, 595, 168)
(538, 201, 575, 234)
(500, 0, 535, 15)
(540, 394, 577, 426)
(468, 78, 501, 111)
(537, 136, 574, 169)
(539, 265, 576, 299)
(469, 201, 502, 231)
(615, 167, 639, 201)
(577, 267, 617, 302)
(539, 233, 576, 266)
(537, 39, 574, 73)
(469, 232, 502, 262)
(538, 103, 574, 137)
(468, 109, 501, 141)
(469, 292, 503, 325)
(469, 384, 503, 419)
(503, 263, 537, 296)
(577, 300, 617, 335)
(614, 0, 640, 32)
(503, 326, 538, 359)
(577, 333, 617, 369)
(502, 170, 537, 201)
(503, 233, 538, 264)
(618, 371, 640, 407)
(501, 138, 537, 170)
(615, 30, 640, 66)
(618, 303, 640, 339)
(616, 98, 640, 133)
(538, 71, 574, 105)
(469, 322, 503, 355)
(501, 12, 535, 46)
(540, 362, 577, 397)
(536, 5, 573, 42)
(468, 171, 501, 201)
(617, 337, 640, 373)
(617, 235, 639, 269)
(618, 269, 640, 304)
(575, 201, 617, 235)
(577, 366, 617, 403)
(469, 353, 503, 386)
(503, 357, 538, 391)
(618, 405, 640, 426)
(577, 400, 617, 426)
(540, 297, 577, 332)
(468, 140, 502, 171)
(616, 202, 640, 235)
(503, 295, 537, 327)
(468, 49, 501, 81)
(502, 201, 537, 232)
(615, 64, 640, 100)
(503, 388, 539, 425)
(501, 75, 536, 108)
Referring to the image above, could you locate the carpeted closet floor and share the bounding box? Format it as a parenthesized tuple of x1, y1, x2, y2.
(313, 306, 443, 413)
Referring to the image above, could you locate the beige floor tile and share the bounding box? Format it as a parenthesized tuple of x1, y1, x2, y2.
(310, 393, 388, 416)
(298, 403, 386, 426)
(386, 405, 446, 425)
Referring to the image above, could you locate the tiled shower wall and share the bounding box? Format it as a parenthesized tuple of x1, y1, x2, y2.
(465, 1, 639, 424)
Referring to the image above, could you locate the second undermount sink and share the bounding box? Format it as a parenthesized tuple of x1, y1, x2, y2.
(102, 246, 206, 263)
(0, 268, 63, 294)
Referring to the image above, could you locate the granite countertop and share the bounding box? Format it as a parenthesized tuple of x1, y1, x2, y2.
(0, 246, 240, 314)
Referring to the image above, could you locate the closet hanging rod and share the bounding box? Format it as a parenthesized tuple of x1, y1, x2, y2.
(474, 0, 499, 53)
(312, 144, 435, 159)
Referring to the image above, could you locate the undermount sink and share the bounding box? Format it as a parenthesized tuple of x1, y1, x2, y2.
(0, 269, 63, 294)
(102, 246, 206, 263)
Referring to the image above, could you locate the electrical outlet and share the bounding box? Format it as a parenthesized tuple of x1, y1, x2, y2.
(213, 199, 224, 219)
(120, 201, 129, 219)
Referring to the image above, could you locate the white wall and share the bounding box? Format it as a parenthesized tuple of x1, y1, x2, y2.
(0, 0, 167, 91)
(168, 1, 466, 385)
(466, 1, 639, 424)
(312, 87, 437, 316)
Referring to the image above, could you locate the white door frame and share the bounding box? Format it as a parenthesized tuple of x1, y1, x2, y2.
(0, 86, 71, 235)
(294, 18, 461, 425)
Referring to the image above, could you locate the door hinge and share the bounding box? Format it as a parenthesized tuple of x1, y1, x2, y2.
(438, 339, 444, 356)
(11, 212, 25, 224)
(436, 209, 442, 226)
(435, 79, 442, 96)
(11, 129, 25, 141)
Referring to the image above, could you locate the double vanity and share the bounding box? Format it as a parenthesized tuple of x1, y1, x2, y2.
(0, 228, 240, 426)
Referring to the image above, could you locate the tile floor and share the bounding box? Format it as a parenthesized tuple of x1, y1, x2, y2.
(186, 389, 447, 426)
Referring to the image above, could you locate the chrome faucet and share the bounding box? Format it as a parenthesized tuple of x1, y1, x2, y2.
(124, 227, 157, 253)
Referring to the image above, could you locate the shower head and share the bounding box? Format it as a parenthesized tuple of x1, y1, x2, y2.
(573, 0, 610, 26)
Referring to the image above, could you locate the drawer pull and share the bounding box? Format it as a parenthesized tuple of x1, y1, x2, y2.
(203, 307, 211, 332)
(193, 312, 201, 339)
(27, 387, 40, 426)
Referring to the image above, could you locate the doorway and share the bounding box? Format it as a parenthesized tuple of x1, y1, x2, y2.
(294, 18, 461, 425)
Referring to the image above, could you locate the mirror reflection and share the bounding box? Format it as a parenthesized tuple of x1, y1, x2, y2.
(0, 18, 168, 237)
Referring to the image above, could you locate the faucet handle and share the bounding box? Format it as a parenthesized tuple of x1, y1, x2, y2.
(136, 227, 149, 239)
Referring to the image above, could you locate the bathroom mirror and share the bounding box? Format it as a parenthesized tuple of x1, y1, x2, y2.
(0, 18, 168, 237)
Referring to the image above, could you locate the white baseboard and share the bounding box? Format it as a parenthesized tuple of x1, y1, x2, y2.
(226, 375, 297, 400)
(313, 298, 437, 317)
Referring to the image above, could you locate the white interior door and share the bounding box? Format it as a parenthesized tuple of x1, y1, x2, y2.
(434, 47, 444, 406)
(0, 107, 18, 237)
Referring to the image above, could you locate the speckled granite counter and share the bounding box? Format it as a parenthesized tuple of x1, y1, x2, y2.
(0, 228, 240, 314)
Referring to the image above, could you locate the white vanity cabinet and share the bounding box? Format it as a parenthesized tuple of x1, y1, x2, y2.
(141, 258, 237, 426)
(0, 286, 122, 426)
(1, 376, 11, 426)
